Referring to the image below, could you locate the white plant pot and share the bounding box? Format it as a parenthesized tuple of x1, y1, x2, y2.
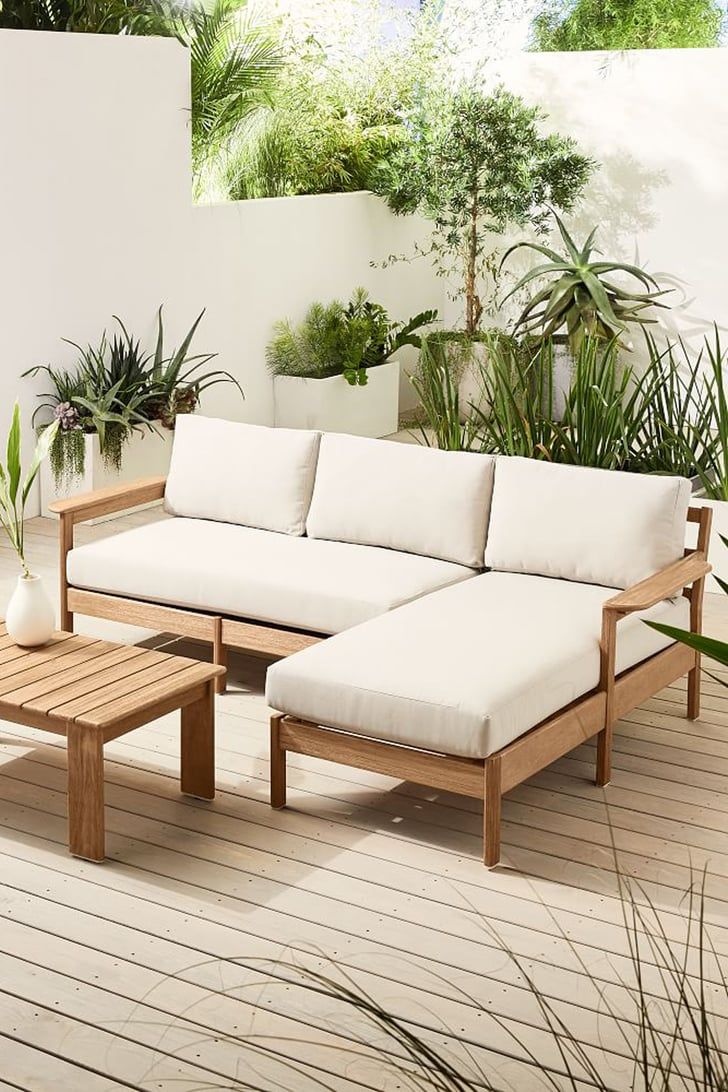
(457, 341, 490, 423)
(692, 498, 728, 593)
(6, 574, 55, 647)
(550, 342, 574, 420)
(41, 427, 174, 523)
(273, 360, 400, 438)
(451, 337, 573, 423)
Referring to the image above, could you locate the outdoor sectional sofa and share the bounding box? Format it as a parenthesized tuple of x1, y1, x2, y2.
(52, 415, 712, 865)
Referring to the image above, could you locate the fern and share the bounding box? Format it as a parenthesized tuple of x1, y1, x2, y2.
(266, 290, 436, 385)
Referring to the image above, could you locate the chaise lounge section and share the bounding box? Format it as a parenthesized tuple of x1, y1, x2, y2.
(51, 418, 712, 865)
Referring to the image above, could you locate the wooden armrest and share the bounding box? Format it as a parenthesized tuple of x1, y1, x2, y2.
(604, 553, 711, 616)
(49, 476, 167, 524)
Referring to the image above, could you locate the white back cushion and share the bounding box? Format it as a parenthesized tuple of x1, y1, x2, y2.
(485, 457, 691, 589)
(306, 433, 495, 567)
(164, 416, 320, 536)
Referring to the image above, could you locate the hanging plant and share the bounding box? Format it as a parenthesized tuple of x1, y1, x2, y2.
(48, 428, 87, 490)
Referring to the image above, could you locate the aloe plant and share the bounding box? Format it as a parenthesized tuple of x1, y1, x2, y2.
(145, 307, 243, 428)
(501, 213, 670, 353)
(0, 405, 59, 577)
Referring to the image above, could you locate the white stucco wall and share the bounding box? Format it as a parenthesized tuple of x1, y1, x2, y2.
(498, 48, 728, 354)
(1, 31, 727, 514)
(0, 29, 440, 514)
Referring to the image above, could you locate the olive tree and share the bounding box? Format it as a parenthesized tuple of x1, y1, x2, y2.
(375, 85, 594, 336)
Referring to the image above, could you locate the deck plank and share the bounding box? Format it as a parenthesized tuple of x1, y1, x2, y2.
(0, 513, 725, 1090)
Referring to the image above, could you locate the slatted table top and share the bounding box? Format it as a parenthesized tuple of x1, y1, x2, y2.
(0, 624, 224, 733)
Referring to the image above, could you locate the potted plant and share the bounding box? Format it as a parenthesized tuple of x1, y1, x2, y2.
(501, 212, 669, 411)
(669, 329, 728, 593)
(267, 288, 436, 437)
(25, 307, 243, 519)
(374, 84, 593, 417)
(0, 405, 59, 646)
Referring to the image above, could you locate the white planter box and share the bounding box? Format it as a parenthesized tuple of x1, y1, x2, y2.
(273, 360, 400, 438)
(692, 498, 728, 593)
(41, 427, 174, 523)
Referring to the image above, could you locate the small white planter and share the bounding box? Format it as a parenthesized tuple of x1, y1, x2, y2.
(692, 498, 728, 593)
(6, 574, 55, 646)
(41, 427, 174, 523)
(273, 360, 400, 438)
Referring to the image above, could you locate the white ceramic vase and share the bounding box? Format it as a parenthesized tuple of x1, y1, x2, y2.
(6, 574, 55, 647)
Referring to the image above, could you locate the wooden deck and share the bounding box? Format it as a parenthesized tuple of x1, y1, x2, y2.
(0, 513, 726, 1090)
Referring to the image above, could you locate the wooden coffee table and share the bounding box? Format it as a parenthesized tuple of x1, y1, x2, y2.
(0, 623, 225, 861)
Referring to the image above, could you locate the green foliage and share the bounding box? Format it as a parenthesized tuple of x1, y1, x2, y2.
(532, 0, 725, 51)
(648, 533, 728, 683)
(631, 334, 720, 478)
(502, 212, 669, 354)
(223, 12, 439, 202)
(179, 0, 283, 179)
(266, 288, 436, 387)
(467, 336, 655, 468)
(416, 327, 728, 485)
(465, 335, 561, 459)
(665, 328, 728, 500)
(49, 429, 86, 491)
(410, 333, 485, 451)
(0, 404, 58, 577)
(375, 85, 594, 335)
(0, 0, 182, 33)
(553, 339, 655, 469)
(227, 104, 400, 201)
(24, 307, 241, 485)
(145, 307, 243, 427)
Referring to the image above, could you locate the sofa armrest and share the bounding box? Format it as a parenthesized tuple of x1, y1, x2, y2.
(49, 476, 167, 525)
(603, 553, 711, 617)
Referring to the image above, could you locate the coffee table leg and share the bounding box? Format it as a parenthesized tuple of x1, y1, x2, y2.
(181, 681, 215, 800)
(67, 724, 105, 862)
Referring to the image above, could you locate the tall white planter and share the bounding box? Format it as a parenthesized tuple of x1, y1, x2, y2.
(273, 360, 400, 438)
(41, 428, 174, 523)
(693, 498, 728, 593)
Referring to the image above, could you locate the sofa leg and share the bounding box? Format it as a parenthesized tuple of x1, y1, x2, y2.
(213, 619, 227, 695)
(483, 756, 502, 867)
(59, 512, 74, 633)
(688, 654, 701, 721)
(596, 725, 612, 787)
(270, 714, 287, 809)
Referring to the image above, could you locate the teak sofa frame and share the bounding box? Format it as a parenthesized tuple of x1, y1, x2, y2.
(51, 477, 323, 695)
(269, 506, 713, 867)
(53, 481, 712, 867)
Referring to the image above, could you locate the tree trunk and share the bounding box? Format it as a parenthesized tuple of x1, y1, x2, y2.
(465, 194, 482, 337)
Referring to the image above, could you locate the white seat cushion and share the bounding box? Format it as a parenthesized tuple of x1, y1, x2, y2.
(164, 416, 320, 536)
(306, 433, 495, 568)
(265, 571, 690, 758)
(67, 517, 474, 634)
(485, 457, 691, 589)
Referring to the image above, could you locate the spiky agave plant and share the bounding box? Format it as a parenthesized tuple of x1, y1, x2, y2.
(501, 212, 670, 354)
(145, 306, 243, 428)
